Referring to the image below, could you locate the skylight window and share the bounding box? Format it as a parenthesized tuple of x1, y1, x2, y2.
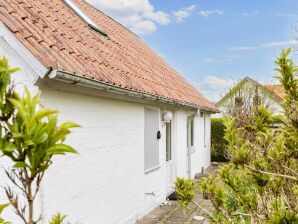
(63, 0, 107, 36)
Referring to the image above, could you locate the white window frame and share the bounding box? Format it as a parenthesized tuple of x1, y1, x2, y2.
(203, 114, 207, 148)
(187, 116, 195, 151)
(165, 121, 172, 162)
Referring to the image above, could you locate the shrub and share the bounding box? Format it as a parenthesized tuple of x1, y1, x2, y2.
(0, 57, 80, 224)
(211, 118, 228, 162)
(176, 49, 298, 223)
(200, 49, 298, 223)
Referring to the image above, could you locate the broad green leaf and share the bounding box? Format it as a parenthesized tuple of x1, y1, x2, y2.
(2, 142, 15, 152)
(0, 204, 9, 214)
(33, 109, 58, 120)
(24, 140, 35, 147)
(7, 98, 29, 126)
(36, 133, 48, 144)
(47, 144, 78, 155)
(12, 133, 23, 138)
(13, 162, 28, 168)
(59, 122, 81, 129)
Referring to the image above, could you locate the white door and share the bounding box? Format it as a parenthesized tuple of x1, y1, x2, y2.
(165, 119, 175, 195)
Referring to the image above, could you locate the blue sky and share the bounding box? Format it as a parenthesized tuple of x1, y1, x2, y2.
(89, 0, 298, 102)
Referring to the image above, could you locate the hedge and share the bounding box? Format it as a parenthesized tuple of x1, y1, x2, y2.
(211, 118, 229, 162)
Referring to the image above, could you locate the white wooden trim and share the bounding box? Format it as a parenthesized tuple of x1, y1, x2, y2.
(0, 22, 47, 81)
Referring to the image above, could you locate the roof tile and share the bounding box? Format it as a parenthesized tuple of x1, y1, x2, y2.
(265, 84, 286, 101)
(0, 0, 217, 111)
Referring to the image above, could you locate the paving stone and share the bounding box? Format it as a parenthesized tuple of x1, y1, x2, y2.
(138, 165, 220, 224)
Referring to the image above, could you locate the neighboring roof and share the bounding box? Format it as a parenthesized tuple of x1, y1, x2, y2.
(265, 84, 286, 101)
(0, 0, 217, 112)
(216, 77, 285, 107)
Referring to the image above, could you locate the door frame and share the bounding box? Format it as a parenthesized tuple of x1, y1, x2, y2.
(187, 115, 195, 179)
(165, 110, 177, 196)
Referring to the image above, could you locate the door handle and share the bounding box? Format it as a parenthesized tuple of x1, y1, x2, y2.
(157, 131, 161, 139)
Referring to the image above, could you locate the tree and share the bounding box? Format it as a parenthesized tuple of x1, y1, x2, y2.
(176, 49, 298, 223)
(0, 57, 80, 224)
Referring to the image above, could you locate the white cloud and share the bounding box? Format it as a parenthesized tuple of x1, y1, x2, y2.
(202, 58, 216, 63)
(195, 76, 234, 102)
(198, 9, 224, 17)
(86, 0, 170, 35)
(202, 56, 239, 63)
(173, 5, 197, 23)
(144, 11, 170, 25)
(260, 40, 298, 48)
(230, 40, 298, 51)
(278, 13, 298, 17)
(229, 46, 257, 51)
(239, 10, 258, 16)
(130, 20, 157, 35)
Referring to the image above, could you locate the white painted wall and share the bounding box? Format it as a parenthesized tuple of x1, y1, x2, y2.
(175, 111, 211, 179)
(38, 88, 169, 224)
(0, 84, 211, 224)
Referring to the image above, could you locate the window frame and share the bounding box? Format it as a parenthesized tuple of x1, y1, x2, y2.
(187, 116, 195, 150)
(165, 121, 172, 162)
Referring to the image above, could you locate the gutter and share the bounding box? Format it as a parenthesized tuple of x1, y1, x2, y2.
(47, 69, 220, 113)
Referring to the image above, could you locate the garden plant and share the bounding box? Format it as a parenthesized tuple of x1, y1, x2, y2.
(176, 49, 298, 223)
(0, 58, 79, 223)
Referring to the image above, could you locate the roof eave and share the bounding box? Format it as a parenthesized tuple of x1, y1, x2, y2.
(48, 69, 219, 113)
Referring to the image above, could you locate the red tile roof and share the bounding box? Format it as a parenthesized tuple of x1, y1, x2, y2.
(0, 0, 217, 111)
(265, 84, 286, 101)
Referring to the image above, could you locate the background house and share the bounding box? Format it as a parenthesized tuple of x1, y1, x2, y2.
(0, 0, 218, 223)
(215, 77, 285, 118)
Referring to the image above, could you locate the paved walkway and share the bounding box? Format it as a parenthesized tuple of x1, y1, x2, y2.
(137, 164, 219, 224)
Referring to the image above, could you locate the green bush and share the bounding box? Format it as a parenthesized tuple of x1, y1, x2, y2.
(211, 118, 228, 162)
(199, 49, 298, 223)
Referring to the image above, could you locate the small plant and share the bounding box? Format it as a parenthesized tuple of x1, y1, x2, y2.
(0, 58, 80, 224)
(174, 177, 216, 220)
(48, 213, 67, 224)
(175, 177, 196, 207)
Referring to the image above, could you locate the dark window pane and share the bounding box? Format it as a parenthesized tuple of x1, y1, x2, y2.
(166, 121, 171, 161)
(190, 118, 194, 147)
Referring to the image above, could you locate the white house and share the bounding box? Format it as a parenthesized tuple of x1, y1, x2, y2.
(0, 0, 218, 223)
(214, 77, 285, 118)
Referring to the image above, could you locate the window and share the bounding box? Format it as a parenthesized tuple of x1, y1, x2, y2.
(235, 96, 243, 107)
(144, 108, 160, 172)
(253, 95, 261, 106)
(166, 121, 172, 161)
(187, 116, 194, 148)
(63, 0, 107, 36)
